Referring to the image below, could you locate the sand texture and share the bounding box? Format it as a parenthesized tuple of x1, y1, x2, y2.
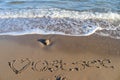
(0, 34, 120, 80)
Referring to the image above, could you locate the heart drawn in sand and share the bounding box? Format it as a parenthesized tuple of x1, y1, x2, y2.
(8, 58, 31, 74)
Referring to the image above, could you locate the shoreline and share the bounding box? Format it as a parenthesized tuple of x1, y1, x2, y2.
(0, 34, 119, 55)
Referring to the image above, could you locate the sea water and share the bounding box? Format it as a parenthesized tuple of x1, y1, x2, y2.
(0, 0, 120, 39)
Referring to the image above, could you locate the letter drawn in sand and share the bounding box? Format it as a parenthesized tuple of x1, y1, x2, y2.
(50, 60, 66, 71)
(31, 60, 49, 72)
(101, 59, 114, 69)
(88, 60, 101, 68)
(72, 60, 90, 71)
(8, 58, 31, 74)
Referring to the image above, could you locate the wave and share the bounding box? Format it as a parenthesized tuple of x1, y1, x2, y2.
(0, 8, 120, 39)
(0, 8, 120, 20)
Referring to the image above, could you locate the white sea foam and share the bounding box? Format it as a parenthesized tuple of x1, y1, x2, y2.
(0, 8, 119, 39)
(0, 16, 103, 36)
(0, 27, 102, 36)
(0, 8, 120, 20)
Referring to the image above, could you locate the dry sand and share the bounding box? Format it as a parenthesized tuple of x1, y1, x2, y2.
(0, 34, 120, 80)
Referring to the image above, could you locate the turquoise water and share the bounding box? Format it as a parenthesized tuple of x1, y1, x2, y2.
(0, 0, 120, 39)
(0, 0, 119, 12)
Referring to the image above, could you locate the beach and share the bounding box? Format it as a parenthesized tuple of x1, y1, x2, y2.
(0, 34, 120, 80)
(0, 0, 120, 80)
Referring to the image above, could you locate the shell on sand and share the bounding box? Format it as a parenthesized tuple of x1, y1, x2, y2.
(38, 39, 51, 47)
(45, 39, 50, 46)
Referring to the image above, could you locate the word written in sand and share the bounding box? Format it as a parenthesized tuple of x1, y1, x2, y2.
(8, 58, 114, 74)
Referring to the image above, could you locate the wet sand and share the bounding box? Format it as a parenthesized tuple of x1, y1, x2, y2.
(0, 34, 120, 80)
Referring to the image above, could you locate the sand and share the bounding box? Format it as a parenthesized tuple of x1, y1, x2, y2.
(0, 34, 120, 80)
